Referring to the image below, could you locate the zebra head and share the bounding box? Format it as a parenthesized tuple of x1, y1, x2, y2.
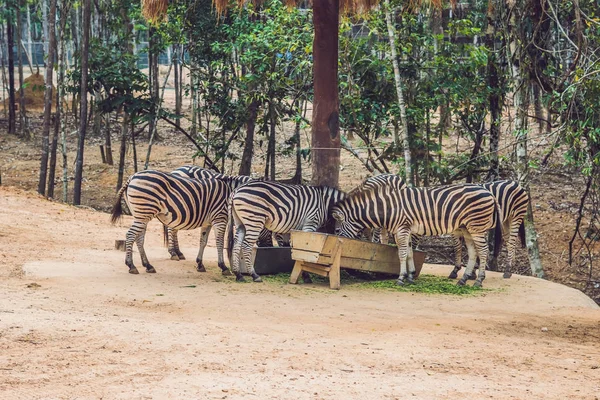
(331, 205, 364, 239)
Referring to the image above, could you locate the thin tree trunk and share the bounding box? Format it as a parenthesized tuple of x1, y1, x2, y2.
(384, 0, 412, 186)
(239, 100, 259, 176)
(131, 117, 138, 172)
(173, 45, 181, 128)
(311, 0, 340, 188)
(73, 0, 91, 205)
(268, 101, 276, 180)
(7, 9, 16, 135)
(144, 62, 172, 170)
(104, 115, 113, 164)
(16, 2, 29, 138)
(511, 3, 544, 278)
(37, 0, 57, 195)
(116, 112, 128, 191)
(0, 23, 7, 120)
(485, 0, 502, 181)
(26, 4, 33, 65)
(42, 0, 49, 56)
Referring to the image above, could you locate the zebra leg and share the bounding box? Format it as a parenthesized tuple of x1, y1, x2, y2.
(212, 222, 231, 275)
(394, 229, 411, 285)
(168, 228, 185, 260)
(231, 225, 246, 282)
(195, 226, 211, 272)
(457, 234, 477, 286)
(448, 233, 463, 279)
(371, 228, 382, 243)
(503, 221, 518, 279)
(134, 224, 156, 273)
(472, 234, 489, 287)
(240, 228, 262, 282)
(125, 221, 145, 274)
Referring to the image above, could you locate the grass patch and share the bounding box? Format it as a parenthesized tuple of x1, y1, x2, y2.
(263, 272, 486, 295)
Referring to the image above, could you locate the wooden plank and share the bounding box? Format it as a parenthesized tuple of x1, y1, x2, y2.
(329, 239, 342, 290)
(289, 261, 304, 284)
(291, 249, 322, 263)
(290, 231, 328, 252)
(300, 264, 330, 277)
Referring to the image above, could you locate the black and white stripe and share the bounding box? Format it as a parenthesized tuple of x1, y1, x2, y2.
(110, 170, 235, 275)
(228, 181, 346, 282)
(332, 183, 502, 287)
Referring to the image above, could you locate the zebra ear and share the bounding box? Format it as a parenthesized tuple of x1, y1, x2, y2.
(332, 211, 344, 222)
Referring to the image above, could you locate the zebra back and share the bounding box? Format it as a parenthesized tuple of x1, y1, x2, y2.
(482, 180, 528, 226)
(231, 181, 346, 233)
(124, 170, 232, 230)
(332, 183, 499, 238)
(355, 174, 407, 193)
(172, 165, 253, 190)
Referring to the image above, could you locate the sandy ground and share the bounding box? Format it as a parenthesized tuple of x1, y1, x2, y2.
(1, 186, 600, 400)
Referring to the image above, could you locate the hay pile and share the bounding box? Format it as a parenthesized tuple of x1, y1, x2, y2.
(16, 73, 55, 111)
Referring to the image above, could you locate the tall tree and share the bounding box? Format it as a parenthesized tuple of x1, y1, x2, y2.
(37, 0, 57, 196)
(6, 0, 16, 135)
(16, 0, 29, 137)
(73, 0, 91, 205)
(384, 0, 412, 185)
(310, 0, 341, 187)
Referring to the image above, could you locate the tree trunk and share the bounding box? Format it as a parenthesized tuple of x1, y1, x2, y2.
(37, 0, 57, 196)
(0, 22, 7, 120)
(26, 4, 33, 65)
(485, 0, 502, 182)
(116, 112, 128, 191)
(174, 45, 181, 128)
(384, 0, 412, 186)
(42, 0, 49, 56)
(73, 0, 91, 205)
(148, 27, 160, 140)
(311, 0, 340, 188)
(7, 9, 16, 135)
(16, 2, 29, 138)
(268, 101, 276, 181)
(511, 3, 544, 278)
(239, 100, 259, 176)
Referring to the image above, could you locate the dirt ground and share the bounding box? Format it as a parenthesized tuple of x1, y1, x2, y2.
(1, 186, 599, 399)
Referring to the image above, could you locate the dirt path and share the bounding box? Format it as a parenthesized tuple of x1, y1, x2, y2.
(1, 187, 599, 399)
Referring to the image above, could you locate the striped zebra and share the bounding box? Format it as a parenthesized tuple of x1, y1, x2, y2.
(480, 180, 528, 279)
(170, 165, 289, 249)
(110, 170, 236, 275)
(228, 181, 346, 282)
(331, 183, 502, 287)
(359, 175, 528, 279)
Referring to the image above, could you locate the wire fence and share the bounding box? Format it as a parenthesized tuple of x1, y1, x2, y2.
(1, 41, 179, 70)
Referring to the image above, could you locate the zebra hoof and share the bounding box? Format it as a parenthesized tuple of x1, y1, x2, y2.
(177, 254, 186, 260)
(128, 267, 139, 275)
(235, 273, 245, 282)
(221, 269, 232, 276)
(146, 266, 156, 273)
(456, 279, 466, 286)
(448, 271, 458, 279)
(503, 271, 513, 279)
(395, 279, 405, 286)
(301, 272, 313, 284)
(170, 255, 180, 261)
(252, 275, 263, 283)
(196, 264, 207, 273)
(473, 281, 483, 288)
(407, 277, 415, 285)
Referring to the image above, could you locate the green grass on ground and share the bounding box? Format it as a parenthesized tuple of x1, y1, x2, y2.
(262, 271, 487, 295)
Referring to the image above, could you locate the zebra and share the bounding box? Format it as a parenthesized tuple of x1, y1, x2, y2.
(170, 165, 289, 251)
(110, 170, 237, 275)
(357, 175, 528, 280)
(331, 183, 502, 287)
(228, 181, 346, 282)
(480, 180, 528, 279)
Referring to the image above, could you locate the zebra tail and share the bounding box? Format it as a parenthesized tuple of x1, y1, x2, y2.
(226, 205, 235, 265)
(518, 221, 526, 248)
(163, 225, 169, 247)
(493, 204, 503, 259)
(110, 181, 129, 225)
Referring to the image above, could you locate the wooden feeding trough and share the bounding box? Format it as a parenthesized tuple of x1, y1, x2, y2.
(289, 231, 426, 290)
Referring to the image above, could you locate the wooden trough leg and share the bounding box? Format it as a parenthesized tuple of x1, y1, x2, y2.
(329, 239, 342, 290)
(289, 261, 304, 284)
